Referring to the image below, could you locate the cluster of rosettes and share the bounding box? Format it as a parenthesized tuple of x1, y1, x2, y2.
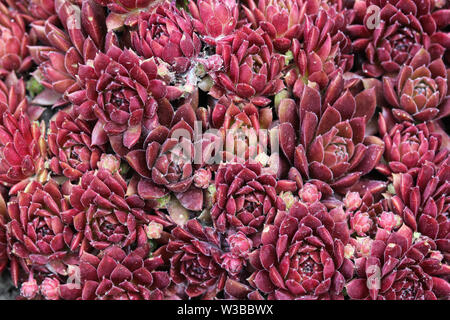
(0, 0, 448, 300)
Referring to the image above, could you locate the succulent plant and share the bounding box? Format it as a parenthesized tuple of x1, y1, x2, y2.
(376, 115, 448, 175)
(20, 273, 39, 299)
(162, 219, 226, 299)
(80, 244, 170, 300)
(0, 113, 47, 189)
(188, 0, 238, 46)
(211, 161, 286, 235)
(5, 180, 80, 286)
(382, 48, 449, 122)
(285, 1, 354, 91)
(28, 0, 108, 100)
(211, 96, 273, 162)
(0, 2, 34, 77)
(131, 2, 202, 74)
(342, 189, 403, 236)
(125, 103, 219, 211)
(1, 0, 58, 25)
(209, 25, 285, 107)
(347, 0, 449, 77)
(387, 161, 449, 243)
(47, 108, 105, 181)
(40, 277, 61, 300)
(247, 201, 354, 299)
(64, 160, 162, 252)
(242, 0, 304, 52)
(69, 44, 182, 156)
(278, 74, 384, 193)
(0, 73, 44, 121)
(346, 225, 450, 299)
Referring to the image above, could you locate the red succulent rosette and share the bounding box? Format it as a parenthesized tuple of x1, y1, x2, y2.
(242, 0, 304, 52)
(247, 201, 354, 299)
(131, 2, 202, 74)
(5, 180, 80, 286)
(347, 0, 449, 77)
(48, 108, 106, 181)
(0, 2, 34, 77)
(387, 161, 449, 245)
(376, 115, 449, 175)
(80, 245, 170, 300)
(63, 158, 168, 251)
(210, 96, 273, 162)
(22, 276, 71, 300)
(2, 0, 58, 30)
(382, 48, 449, 122)
(28, 0, 108, 101)
(210, 26, 285, 107)
(211, 161, 286, 235)
(0, 113, 47, 189)
(346, 226, 450, 299)
(69, 45, 181, 156)
(126, 104, 216, 211)
(19, 273, 40, 299)
(188, 0, 238, 46)
(163, 219, 227, 299)
(285, 1, 354, 92)
(278, 74, 384, 193)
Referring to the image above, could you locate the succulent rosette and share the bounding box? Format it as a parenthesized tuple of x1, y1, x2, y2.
(246, 201, 354, 299)
(285, 2, 354, 92)
(376, 114, 449, 175)
(210, 96, 273, 162)
(28, 0, 108, 99)
(19, 275, 68, 300)
(188, 0, 238, 45)
(80, 244, 170, 300)
(69, 45, 181, 156)
(131, 2, 202, 74)
(278, 74, 384, 192)
(242, 0, 304, 52)
(63, 156, 169, 251)
(47, 108, 105, 181)
(0, 113, 47, 189)
(346, 226, 450, 300)
(382, 48, 449, 122)
(162, 219, 227, 299)
(347, 0, 450, 77)
(126, 104, 217, 211)
(0, 2, 34, 77)
(5, 180, 81, 286)
(387, 161, 450, 245)
(210, 25, 285, 107)
(21, 0, 56, 20)
(211, 161, 286, 235)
